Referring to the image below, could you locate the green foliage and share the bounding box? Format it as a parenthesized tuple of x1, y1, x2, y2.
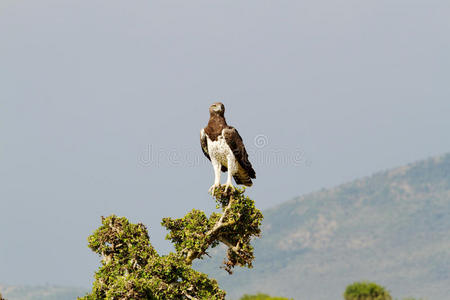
(81, 187, 263, 299)
(240, 293, 293, 300)
(344, 281, 392, 300)
(163, 187, 263, 273)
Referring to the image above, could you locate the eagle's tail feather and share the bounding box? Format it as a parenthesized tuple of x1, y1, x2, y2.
(233, 171, 253, 187)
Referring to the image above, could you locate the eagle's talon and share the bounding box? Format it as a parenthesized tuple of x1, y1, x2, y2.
(224, 183, 235, 193)
(208, 184, 221, 195)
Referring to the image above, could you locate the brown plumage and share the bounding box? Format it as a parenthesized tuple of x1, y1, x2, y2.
(200, 102, 255, 192)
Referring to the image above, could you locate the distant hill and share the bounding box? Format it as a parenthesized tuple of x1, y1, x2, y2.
(196, 153, 450, 300)
(1, 154, 448, 300)
(0, 285, 87, 300)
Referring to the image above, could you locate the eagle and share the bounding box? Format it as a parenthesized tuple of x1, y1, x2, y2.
(200, 102, 256, 193)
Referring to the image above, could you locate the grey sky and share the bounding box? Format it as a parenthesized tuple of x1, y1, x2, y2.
(1, 0, 449, 287)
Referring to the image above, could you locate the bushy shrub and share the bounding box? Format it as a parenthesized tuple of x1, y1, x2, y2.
(344, 281, 392, 300)
(240, 293, 293, 300)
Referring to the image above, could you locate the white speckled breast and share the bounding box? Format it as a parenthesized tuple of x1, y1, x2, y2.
(207, 132, 238, 173)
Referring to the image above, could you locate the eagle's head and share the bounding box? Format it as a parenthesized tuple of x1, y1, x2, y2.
(209, 102, 225, 116)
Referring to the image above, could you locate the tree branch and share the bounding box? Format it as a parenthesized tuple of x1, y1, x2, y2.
(185, 195, 237, 264)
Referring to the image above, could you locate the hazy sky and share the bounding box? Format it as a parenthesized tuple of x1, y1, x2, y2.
(1, 0, 449, 287)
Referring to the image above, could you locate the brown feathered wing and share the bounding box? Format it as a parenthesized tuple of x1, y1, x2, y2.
(223, 127, 256, 186)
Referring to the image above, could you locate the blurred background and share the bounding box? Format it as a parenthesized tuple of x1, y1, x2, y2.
(0, 0, 449, 299)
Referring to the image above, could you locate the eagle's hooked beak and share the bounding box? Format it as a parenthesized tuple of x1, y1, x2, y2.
(212, 103, 223, 112)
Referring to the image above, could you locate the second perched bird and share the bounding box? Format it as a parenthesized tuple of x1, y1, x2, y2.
(200, 102, 256, 193)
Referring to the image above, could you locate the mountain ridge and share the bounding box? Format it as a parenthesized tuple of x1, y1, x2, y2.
(2, 153, 449, 300)
(0, 285, 87, 300)
(196, 152, 450, 300)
